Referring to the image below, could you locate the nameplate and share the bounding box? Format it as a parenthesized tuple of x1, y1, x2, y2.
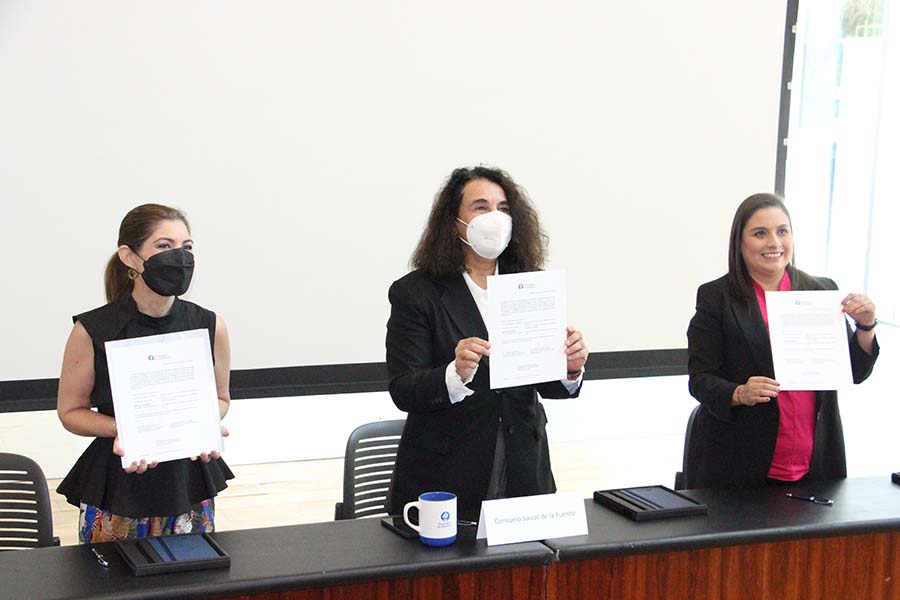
(476, 493, 588, 546)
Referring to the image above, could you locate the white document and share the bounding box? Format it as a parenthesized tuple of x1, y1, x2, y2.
(765, 290, 853, 391)
(106, 329, 224, 467)
(486, 270, 567, 390)
(476, 493, 588, 546)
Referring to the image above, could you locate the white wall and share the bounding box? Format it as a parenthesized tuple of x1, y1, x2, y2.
(0, 0, 787, 379)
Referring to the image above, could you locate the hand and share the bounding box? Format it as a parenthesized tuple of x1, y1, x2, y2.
(842, 293, 876, 328)
(191, 425, 229, 463)
(454, 337, 490, 382)
(732, 376, 780, 406)
(565, 326, 588, 375)
(113, 436, 158, 474)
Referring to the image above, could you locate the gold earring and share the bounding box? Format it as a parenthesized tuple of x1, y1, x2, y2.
(127, 269, 138, 280)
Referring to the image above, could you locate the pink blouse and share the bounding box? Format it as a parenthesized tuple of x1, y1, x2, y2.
(752, 273, 817, 482)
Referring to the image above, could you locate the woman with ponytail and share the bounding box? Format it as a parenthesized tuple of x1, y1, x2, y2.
(56, 204, 233, 543)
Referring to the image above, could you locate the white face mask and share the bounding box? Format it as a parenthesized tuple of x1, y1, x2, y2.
(457, 210, 513, 260)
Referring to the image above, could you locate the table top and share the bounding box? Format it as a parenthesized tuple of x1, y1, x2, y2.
(544, 476, 900, 561)
(0, 518, 552, 600)
(2, 477, 898, 599)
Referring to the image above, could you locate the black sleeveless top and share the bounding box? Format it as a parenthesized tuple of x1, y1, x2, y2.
(56, 294, 234, 517)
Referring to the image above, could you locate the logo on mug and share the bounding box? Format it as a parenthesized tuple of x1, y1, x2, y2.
(440, 511, 450, 521)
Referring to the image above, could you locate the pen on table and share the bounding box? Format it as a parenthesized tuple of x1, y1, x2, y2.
(785, 493, 833, 505)
(457, 520, 477, 527)
(92, 546, 109, 567)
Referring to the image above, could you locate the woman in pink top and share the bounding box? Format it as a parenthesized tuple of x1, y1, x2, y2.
(686, 193, 879, 489)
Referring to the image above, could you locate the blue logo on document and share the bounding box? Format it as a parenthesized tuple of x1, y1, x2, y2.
(148, 355, 155, 360)
(440, 511, 450, 521)
(518, 284, 524, 289)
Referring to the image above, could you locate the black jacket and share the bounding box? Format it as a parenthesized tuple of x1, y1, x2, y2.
(686, 271, 878, 489)
(385, 269, 578, 521)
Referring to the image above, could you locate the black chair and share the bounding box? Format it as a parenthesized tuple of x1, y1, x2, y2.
(674, 405, 701, 491)
(0, 453, 60, 550)
(334, 419, 406, 520)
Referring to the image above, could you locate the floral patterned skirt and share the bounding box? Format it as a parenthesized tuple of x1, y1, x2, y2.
(78, 499, 215, 544)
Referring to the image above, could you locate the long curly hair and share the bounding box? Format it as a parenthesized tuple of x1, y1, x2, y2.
(411, 166, 547, 278)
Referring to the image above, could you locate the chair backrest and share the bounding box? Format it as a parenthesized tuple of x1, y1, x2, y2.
(0, 453, 57, 550)
(335, 419, 405, 520)
(674, 405, 702, 491)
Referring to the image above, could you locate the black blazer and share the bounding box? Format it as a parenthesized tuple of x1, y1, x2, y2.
(686, 271, 878, 489)
(385, 269, 579, 521)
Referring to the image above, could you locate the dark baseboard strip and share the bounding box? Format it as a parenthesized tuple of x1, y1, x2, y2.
(0, 348, 687, 413)
(230, 362, 392, 400)
(584, 348, 687, 380)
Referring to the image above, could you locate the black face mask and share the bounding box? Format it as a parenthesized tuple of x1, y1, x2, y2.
(136, 247, 195, 297)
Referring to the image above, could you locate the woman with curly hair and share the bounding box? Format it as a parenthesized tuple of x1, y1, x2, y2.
(386, 166, 589, 521)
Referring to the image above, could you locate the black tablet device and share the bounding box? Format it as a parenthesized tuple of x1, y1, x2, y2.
(381, 515, 419, 539)
(115, 532, 230, 576)
(593, 485, 707, 521)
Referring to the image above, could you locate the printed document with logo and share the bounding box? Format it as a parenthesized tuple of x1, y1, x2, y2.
(765, 290, 853, 391)
(106, 328, 224, 468)
(486, 270, 567, 389)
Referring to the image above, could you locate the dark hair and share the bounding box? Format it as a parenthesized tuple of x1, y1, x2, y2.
(104, 204, 191, 302)
(411, 166, 546, 278)
(727, 192, 796, 301)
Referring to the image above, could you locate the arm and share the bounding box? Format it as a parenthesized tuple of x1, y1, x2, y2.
(849, 330, 878, 383)
(537, 326, 588, 399)
(688, 286, 744, 422)
(536, 379, 581, 399)
(57, 322, 113, 438)
(840, 292, 879, 380)
(386, 281, 454, 414)
(688, 286, 779, 420)
(213, 315, 231, 420)
(195, 315, 231, 463)
(57, 322, 156, 473)
(562, 326, 588, 395)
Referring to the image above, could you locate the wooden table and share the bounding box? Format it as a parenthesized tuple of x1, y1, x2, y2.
(1, 477, 898, 599)
(545, 477, 900, 600)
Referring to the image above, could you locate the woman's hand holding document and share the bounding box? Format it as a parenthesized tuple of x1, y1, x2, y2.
(106, 329, 224, 469)
(486, 270, 567, 389)
(766, 290, 853, 390)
